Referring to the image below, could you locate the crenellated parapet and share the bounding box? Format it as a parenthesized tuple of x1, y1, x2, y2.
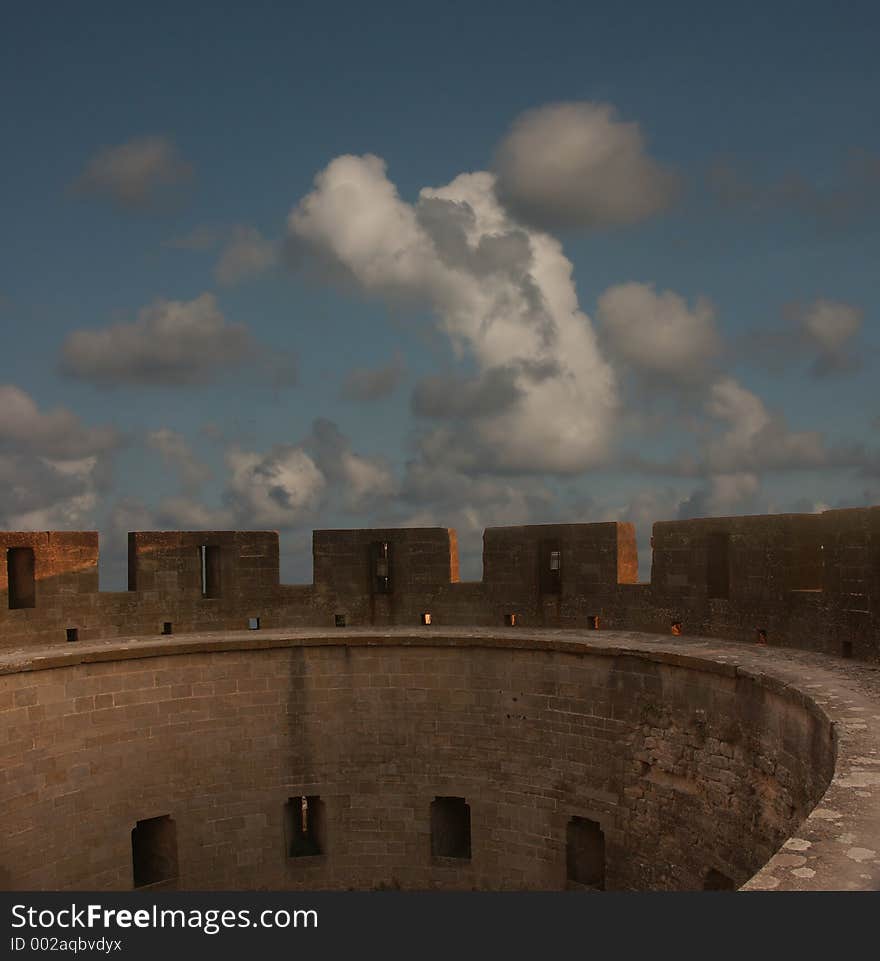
(1, 505, 878, 659)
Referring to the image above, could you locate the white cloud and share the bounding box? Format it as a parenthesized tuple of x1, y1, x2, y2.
(0, 386, 119, 531)
(737, 297, 867, 378)
(225, 445, 326, 528)
(154, 496, 234, 530)
(797, 298, 863, 374)
(679, 472, 761, 519)
(59, 292, 256, 386)
(109, 497, 160, 537)
(304, 418, 395, 511)
(802, 299, 861, 351)
(0, 384, 118, 458)
(704, 377, 827, 472)
(288, 153, 617, 474)
(493, 102, 678, 230)
(339, 451, 395, 507)
(0, 453, 99, 530)
(73, 135, 193, 209)
(597, 282, 721, 379)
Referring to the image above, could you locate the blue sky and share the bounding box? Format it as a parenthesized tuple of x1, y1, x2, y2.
(1, 1, 878, 586)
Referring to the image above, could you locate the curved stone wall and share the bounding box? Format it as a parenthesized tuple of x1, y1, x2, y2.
(1, 630, 855, 892)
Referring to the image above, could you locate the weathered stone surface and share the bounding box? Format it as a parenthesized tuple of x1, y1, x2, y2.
(1, 509, 878, 892)
(0, 628, 878, 893)
(1, 506, 878, 660)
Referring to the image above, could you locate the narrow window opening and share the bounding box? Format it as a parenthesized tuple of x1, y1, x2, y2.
(706, 532, 730, 599)
(588, 616, 600, 630)
(421, 612, 432, 625)
(842, 640, 853, 659)
(248, 616, 260, 630)
(505, 613, 518, 627)
(671, 619, 683, 636)
(66, 628, 79, 643)
(7, 547, 36, 609)
(372, 541, 392, 594)
(132, 815, 178, 888)
(539, 541, 562, 594)
(199, 545, 221, 598)
(334, 614, 346, 627)
(566, 817, 605, 889)
(703, 868, 736, 891)
(285, 796, 324, 857)
(162, 622, 173, 635)
(431, 796, 471, 859)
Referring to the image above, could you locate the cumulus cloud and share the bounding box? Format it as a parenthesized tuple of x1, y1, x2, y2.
(155, 496, 234, 530)
(288, 153, 617, 474)
(597, 282, 721, 380)
(304, 418, 395, 511)
(341, 353, 406, 401)
(703, 377, 827, 473)
(0, 453, 98, 530)
(73, 135, 193, 209)
(493, 102, 679, 230)
(0, 384, 119, 458)
(411, 366, 525, 419)
(678, 471, 761, 519)
(146, 428, 211, 492)
(736, 297, 869, 378)
(109, 497, 161, 538)
(108, 495, 232, 537)
(214, 226, 278, 285)
(791, 298, 864, 375)
(224, 444, 326, 528)
(59, 292, 257, 386)
(0, 386, 119, 531)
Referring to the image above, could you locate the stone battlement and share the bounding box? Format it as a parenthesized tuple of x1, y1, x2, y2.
(1, 504, 878, 660)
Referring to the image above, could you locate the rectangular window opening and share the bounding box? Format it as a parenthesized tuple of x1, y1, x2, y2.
(334, 613, 346, 628)
(706, 532, 730, 600)
(7, 547, 36, 610)
(285, 796, 324, 857)
(421, 612, 432, 625)
(66, 628, 79, 643)
(539, 541, 562, 594)
(431, 796, 471, 859)
(566, 817, 605, 889)
(842, 640, 853, 659)
(371, 541, 392, 594)
(199, 545, 221, 598)
(504, 613, 518, 627)
(248, 616, 260, 630)
(162, 622, 173, 635)
(132, 815, 178, 888)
